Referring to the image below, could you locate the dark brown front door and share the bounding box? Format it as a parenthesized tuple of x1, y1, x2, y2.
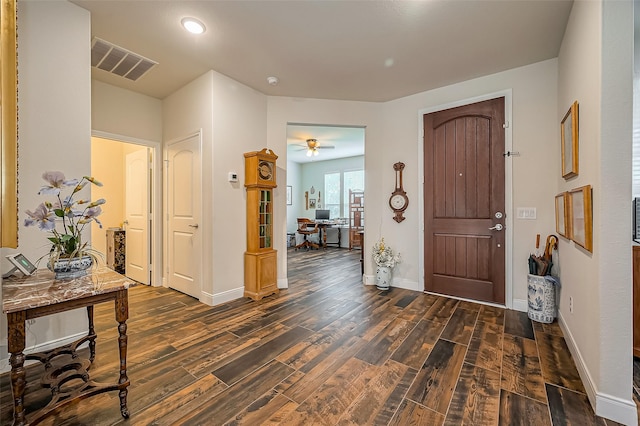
(423, 97, 505, 304)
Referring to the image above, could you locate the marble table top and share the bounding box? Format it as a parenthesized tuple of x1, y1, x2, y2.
(2, 266, 135, 314)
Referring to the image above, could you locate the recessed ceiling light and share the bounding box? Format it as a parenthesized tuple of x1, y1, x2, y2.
(181, 17, 205, 34)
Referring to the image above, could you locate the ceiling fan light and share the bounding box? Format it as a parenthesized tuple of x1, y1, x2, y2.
(306, 149, 313, 157)
(313, 149, 319, 156)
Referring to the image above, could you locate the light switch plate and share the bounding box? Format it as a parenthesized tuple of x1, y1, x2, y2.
(516, 207, 536, 219)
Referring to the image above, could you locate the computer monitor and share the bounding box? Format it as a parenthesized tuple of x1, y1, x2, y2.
(315, 209, 330, 220)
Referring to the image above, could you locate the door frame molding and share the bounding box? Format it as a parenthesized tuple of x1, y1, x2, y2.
(91, 130, 163, 288)
(417, 89, 514, 308)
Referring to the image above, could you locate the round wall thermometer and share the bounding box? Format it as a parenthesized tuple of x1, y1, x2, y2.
(389, 162, 408, 223)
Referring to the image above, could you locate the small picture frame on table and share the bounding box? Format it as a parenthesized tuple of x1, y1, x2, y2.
(286, 186, 292, 205)
(561, 101, 579, 179)
(555, 192, 570, 239)
(568, 185, 592, 252)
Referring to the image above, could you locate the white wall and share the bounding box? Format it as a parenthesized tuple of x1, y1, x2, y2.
(556, 1, 635, 424)
(557, 0, 603, 408)
(211, 71, 269, 300)
(0, 0, 91, 363)
(163, 70, 269, 304)
(300, 155, 364, 217)
(92, 80, 162, 143)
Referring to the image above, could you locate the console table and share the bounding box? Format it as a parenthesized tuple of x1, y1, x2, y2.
(2, 266, 135, 425)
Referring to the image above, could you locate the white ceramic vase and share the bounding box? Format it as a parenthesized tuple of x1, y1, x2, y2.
(48, 255, 93, 280)
(375, 265, 392, 290)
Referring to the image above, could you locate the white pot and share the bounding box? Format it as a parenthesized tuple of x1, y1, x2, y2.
(48, 255, 93, 280)
(375, 265, 392, 290)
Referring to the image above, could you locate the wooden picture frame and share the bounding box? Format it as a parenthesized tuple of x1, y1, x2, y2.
(568, 185, 592, 252)
(555, 192, 570, 239)
(561, 101, 579, 179)
(286, 186, 292, 205)
(1, 0, 18, 248)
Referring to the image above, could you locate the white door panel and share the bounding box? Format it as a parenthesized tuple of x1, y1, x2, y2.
(125, 148, 150, 284)
(167, 134, 202, 298)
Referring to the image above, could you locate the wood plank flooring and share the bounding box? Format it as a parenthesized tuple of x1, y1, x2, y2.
(0, 248, 624, 425)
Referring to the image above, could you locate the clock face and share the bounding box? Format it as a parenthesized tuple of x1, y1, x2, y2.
(258, 161, 273, 180)
(390, 193, 407, 210)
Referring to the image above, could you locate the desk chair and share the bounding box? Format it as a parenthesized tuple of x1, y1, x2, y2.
(295, 218, 320, 250)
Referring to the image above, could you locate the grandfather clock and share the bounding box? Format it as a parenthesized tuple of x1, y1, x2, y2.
(244, 148, 279, 301)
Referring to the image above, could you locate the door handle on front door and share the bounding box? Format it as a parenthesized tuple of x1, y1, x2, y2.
(188, 224, 199, 229)
(488, 224, 504, 231)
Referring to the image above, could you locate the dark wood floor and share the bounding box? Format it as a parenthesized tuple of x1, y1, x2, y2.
(0, 248, 626, 425)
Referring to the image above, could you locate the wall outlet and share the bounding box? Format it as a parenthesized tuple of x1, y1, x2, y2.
(569, 296, 574, 314)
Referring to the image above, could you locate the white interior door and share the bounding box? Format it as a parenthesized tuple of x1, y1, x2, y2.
(167, 134, 202, 298)
(125, 148, 150, 284)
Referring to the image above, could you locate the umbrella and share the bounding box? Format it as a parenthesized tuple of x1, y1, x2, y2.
(528, 234, 557, 276)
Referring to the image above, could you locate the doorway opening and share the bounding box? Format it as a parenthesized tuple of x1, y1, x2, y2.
(90, 134, 162, 286)
(285, 123, 365, 282)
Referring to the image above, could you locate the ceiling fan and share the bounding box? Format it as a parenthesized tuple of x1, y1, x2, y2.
(300, 139, 335, 157)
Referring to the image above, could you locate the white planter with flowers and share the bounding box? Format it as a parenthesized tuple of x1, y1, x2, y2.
(24, 171, 106, 279)
(372, 238, 400, 291)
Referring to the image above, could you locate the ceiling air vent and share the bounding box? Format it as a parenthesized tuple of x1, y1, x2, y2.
(91, 37, 158, 81)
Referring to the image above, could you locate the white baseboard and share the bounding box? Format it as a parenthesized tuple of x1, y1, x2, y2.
(0, 331, 86, 374)
(512, 298, 528, 312)
(391, 278, 421, 292)
(277, 278, 288, 289)
(363, 275, 420, 292)
(558, 311, 638, 426)
(200, 290, 214, 306)
(208, 286, 245, 306)
(595, 392, 638, 426)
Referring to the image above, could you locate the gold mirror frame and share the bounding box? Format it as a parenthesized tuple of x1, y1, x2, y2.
(1, 0, 18, 248)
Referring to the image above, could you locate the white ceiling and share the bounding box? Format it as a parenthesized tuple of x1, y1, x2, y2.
(72, 0, 573, 103)
(71, 0, 573, 164)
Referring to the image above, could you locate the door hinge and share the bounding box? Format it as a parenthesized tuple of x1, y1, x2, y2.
(502, 121, 509, 129)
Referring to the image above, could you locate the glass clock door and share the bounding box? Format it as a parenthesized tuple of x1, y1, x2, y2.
(258, 189, 272, 248)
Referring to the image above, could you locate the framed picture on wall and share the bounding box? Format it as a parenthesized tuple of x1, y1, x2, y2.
(569, 184, 592, 252)
(309, 198, 316, 209)
(561, 101, 579, 179)
(286, 186, 292, 205)
(555, 192, 570, 239)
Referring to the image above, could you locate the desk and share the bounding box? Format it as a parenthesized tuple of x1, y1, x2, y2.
(2, 266, 135, 425)
(314, 221, 344, 249)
